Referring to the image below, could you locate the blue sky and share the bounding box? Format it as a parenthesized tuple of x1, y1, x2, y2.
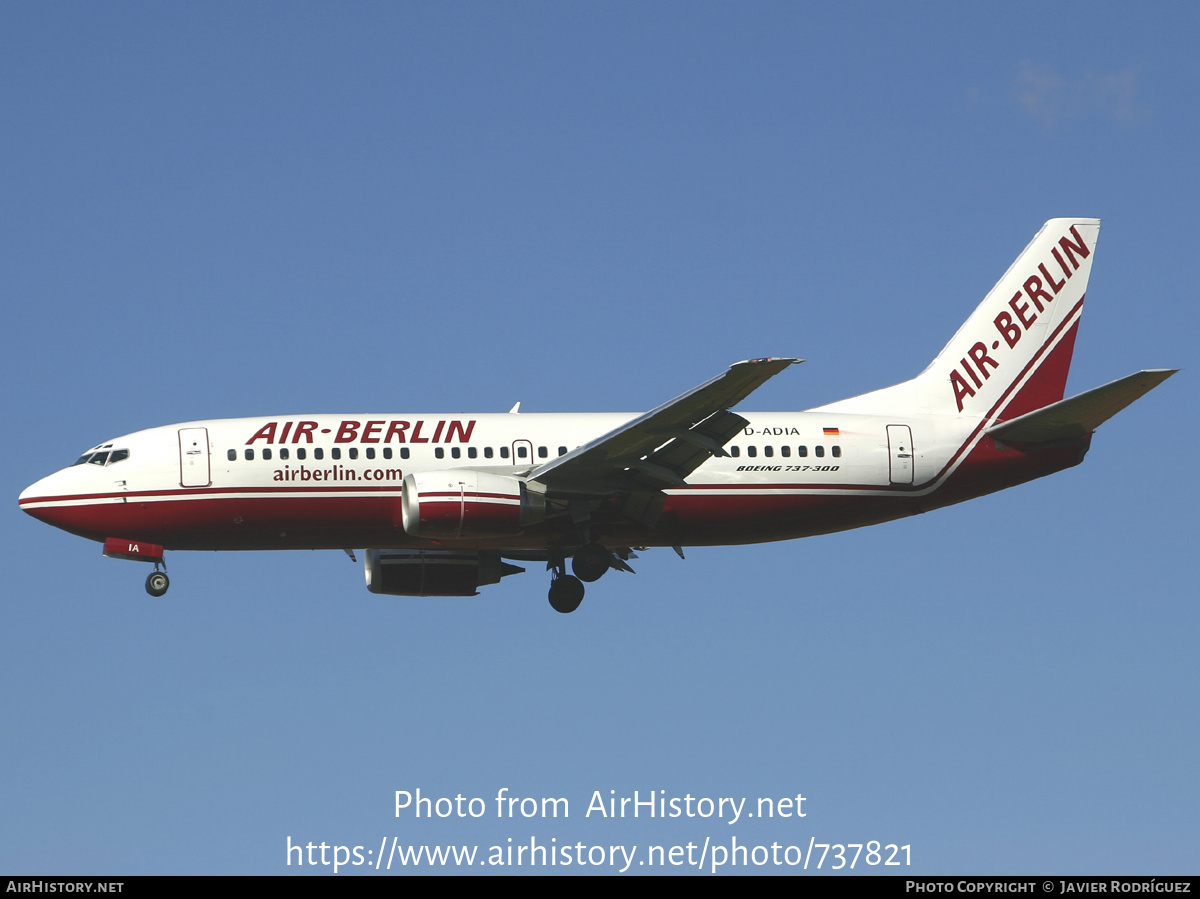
(2, 2, 1196, 875)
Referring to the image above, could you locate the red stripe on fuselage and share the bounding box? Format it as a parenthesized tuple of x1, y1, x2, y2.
(18, 483, 402, 508)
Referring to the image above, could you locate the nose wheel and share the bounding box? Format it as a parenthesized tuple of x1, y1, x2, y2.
(145, 567, 170, 597)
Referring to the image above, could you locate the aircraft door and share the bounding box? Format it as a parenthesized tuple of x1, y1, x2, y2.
(511, 439, 534, 466)
(887, 424, 914, 485)
(179, 427, 211, 487)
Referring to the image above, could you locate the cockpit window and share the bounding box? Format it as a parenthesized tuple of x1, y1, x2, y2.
(72, 449, 129, 466)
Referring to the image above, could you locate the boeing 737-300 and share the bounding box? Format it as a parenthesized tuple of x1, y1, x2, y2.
(19, 218, 1176, 612)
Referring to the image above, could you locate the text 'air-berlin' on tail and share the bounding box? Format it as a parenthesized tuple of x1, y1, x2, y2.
(19, 218, 1176, 612)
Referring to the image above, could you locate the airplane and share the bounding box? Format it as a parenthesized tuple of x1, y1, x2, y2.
(19, 218, 1176, 613)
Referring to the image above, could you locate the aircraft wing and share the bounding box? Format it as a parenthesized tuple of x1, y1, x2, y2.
(528, 357, 802, 495)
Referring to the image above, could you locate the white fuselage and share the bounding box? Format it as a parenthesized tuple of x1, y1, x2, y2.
(18, 407, 1076, 555)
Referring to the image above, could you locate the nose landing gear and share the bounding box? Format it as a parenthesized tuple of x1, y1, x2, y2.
(145, 569, 170, 597)
(101, 538, 171, 597)
(144, 557, 170, 597)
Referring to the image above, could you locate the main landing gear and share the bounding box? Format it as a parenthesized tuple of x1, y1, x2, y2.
(547, 542, 616, 613)
(548, 571, 584, 613)
(571, 542, 611, 582)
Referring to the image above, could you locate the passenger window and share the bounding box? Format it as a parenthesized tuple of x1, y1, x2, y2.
(366, 447, 375, 460)
(832, 445, 841, 458)
(314, 448, 324, 460)
(297, 448, 306, 460)
(764, 446, 773, 457)
(500, 446, 509, 459)
(558, 446, 567, 456)
(383, 447, 392, 460)
(331, 448, 341, 460)
(349, 447, 358, 460)
(538, 446, 548, 458)
(435, 448, 445, 459)
(451, 447, 461, 459)
(263, 448, 272, 460)
(729, 446, 740, 458)
(484, 447, 494, 459)
(815, 445, 825, 458)
(747, 446, 757, 458)
(781, 446, 791, 457)
(280, 448, 289, 460)
(517, 446, 527, 459)
(798, 446, 807, 457)
(245, 449, 254, 461)
(400, 448, 410, 460)
(227, 449, 237, 462)
(468, 447, 477, 459)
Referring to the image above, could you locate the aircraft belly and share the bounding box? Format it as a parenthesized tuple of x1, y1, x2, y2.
(651, 490, 919, 544)
(21, 491, 401, 551)
(932, 434, 1090, 507)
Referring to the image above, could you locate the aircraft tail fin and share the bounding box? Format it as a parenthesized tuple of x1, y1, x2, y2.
(816, 218, 1101, 422)
(920, 217, 1100, 421)
(985, 369, 1177, 444)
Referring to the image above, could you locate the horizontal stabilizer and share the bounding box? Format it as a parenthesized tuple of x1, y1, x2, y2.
(986, 369, 1177, 443)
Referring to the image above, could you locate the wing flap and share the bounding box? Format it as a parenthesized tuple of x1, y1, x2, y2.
(987, 369, 1177, 444)
(629, 409, 749, 489)
(530, 358, 800, 491)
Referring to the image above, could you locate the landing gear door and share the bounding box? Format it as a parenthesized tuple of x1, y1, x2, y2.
(179, 427, 211, 487)
(887, 424, 914, 485)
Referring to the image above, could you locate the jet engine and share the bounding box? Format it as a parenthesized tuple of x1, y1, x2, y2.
(364, 549, 524, 596)
(400, 470, 546, 538)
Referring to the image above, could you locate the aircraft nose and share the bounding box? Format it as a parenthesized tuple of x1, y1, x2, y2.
(19, 468, 101, 533)
(19, 472, 62, 523)
(19, 465, 127, 541)
(20, 473, 51, 505)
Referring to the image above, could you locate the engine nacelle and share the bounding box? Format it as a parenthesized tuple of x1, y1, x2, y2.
(364, 549, 524, 596)
(400, 469, 545, 538)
